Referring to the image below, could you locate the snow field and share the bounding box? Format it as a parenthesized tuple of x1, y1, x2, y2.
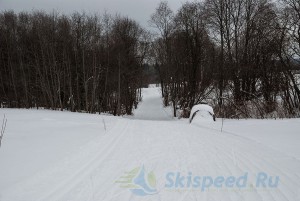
(0, 87, 299, 201)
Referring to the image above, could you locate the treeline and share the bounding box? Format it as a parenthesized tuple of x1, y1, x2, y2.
(0, 11, 150, 115)
(150, 0, 300, 118)
(1, 0, 300, 118)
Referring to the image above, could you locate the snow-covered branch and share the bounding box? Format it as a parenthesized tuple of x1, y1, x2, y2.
(0, 114, 7, 148)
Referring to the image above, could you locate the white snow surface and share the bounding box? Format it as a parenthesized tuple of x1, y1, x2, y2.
(0, 87, 300, 201)
(189, 104, 215, 122)
(133, 87, 173, 120)
(190, 104, 214, 116)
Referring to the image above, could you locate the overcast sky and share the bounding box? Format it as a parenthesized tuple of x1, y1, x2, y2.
(0, 0, 192, 28)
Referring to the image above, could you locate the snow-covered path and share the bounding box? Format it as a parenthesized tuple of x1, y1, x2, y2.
(133, 87, 173, 120)
(0, 87, 300, 201)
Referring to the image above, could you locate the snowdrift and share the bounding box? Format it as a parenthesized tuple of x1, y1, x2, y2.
(189, 104, 215, 123)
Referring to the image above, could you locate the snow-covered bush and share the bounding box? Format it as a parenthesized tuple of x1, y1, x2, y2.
(189, 104, 215, 123)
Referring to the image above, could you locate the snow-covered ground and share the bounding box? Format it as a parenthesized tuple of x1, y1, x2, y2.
(0, 87, 300, 201)
(133, 87, 173, 120)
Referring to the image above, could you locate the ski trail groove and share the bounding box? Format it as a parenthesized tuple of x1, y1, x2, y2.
(41, 119, 132, 201)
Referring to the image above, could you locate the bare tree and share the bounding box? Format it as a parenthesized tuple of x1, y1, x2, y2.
(149, 1, 174, 99)
(0, 11, 146, 115)
(278, 0, 300, 111)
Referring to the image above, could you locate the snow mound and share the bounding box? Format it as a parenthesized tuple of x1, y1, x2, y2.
(189, 104, 215, 123)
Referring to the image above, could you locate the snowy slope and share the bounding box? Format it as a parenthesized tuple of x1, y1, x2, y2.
(0, 109, 118, 191)
(0, 87, 300, 201)
(133, 87, 173, 120)
(219, 119, 300, 160)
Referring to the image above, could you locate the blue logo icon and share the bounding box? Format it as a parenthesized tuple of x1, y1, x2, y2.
(116, 165, 158, 196)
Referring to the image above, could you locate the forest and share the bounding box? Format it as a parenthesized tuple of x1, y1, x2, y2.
(0, 0, 299, 118)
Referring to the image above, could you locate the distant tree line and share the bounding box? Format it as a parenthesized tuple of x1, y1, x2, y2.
(150, 0, 300, 118)
(1, 0, 300, 118)
(0, 11, 151, 115)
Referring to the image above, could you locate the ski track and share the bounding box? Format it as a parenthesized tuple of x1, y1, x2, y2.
(189, 123, 299, 201)
(0, 87, 300, 201)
